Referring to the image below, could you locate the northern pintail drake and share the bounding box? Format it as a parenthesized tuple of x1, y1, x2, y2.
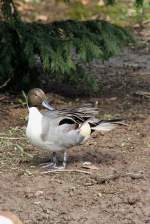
(0, 211, 23, 224)
(26, 88, 126, 169)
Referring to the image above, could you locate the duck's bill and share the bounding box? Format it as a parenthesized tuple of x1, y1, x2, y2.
(42, 100, 55, 111)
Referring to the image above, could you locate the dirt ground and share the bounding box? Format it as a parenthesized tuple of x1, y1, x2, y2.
(0, 41, 150, 223)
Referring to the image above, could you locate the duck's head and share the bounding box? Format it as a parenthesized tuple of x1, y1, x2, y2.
(27, 88, 54, 111)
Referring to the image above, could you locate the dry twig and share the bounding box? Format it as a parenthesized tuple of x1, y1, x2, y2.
(41, 169, 144, 184)
(92, 171, 144, 184)
(0, 136, 25, 140)
(41, 169, 91, 175)
(0, 75, 13, 89)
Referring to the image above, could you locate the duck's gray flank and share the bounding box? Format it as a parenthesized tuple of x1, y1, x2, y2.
(41, 112, 85, 148)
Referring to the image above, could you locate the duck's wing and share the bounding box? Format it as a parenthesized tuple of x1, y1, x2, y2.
(43, 109, 91, 124)
(43, 107, 125, 133)
(72, 103, 99, 116)
(40, 112, 90, 149)
(59, 103, 99, 118)
(42, 101, 98, 121)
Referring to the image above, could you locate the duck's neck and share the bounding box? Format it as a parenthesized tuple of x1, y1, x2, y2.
(27, 107, 42, 131)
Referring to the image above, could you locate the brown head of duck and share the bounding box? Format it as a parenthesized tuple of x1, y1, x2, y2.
(27, 88, 54, 111)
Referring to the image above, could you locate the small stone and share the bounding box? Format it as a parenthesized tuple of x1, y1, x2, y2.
(127, 195, 139, 205)
(33, 201, 41, 205)
(98, 192, 102, 197)
(35, 190, 44, 197)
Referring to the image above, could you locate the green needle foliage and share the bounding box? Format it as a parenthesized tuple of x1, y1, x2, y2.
(135, 0, 144, 7)
(0, 0, 135, 95)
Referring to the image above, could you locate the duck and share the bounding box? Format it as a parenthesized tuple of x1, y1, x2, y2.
(0, 211, 23, 224)
(26, 88, 125, 169)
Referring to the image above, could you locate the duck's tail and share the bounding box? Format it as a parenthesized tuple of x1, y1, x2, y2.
(90, 119, 126, 132)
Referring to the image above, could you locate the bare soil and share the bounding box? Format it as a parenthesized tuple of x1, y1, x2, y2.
(0, 42, 150, 224)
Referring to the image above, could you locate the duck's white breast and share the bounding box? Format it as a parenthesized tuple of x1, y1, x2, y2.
(26, 107, 56, 151)
(0, 216, 13, 224)
(26, 107, 43, 146)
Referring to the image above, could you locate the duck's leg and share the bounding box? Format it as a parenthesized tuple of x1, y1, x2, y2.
(40, 152, 67, 170)
(49, 151, 67, 170)
(40, 152, 57, 169)
(63, 151, 67, 168)
(51, 151, 67, 170)
(52, 152, 57, 166)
